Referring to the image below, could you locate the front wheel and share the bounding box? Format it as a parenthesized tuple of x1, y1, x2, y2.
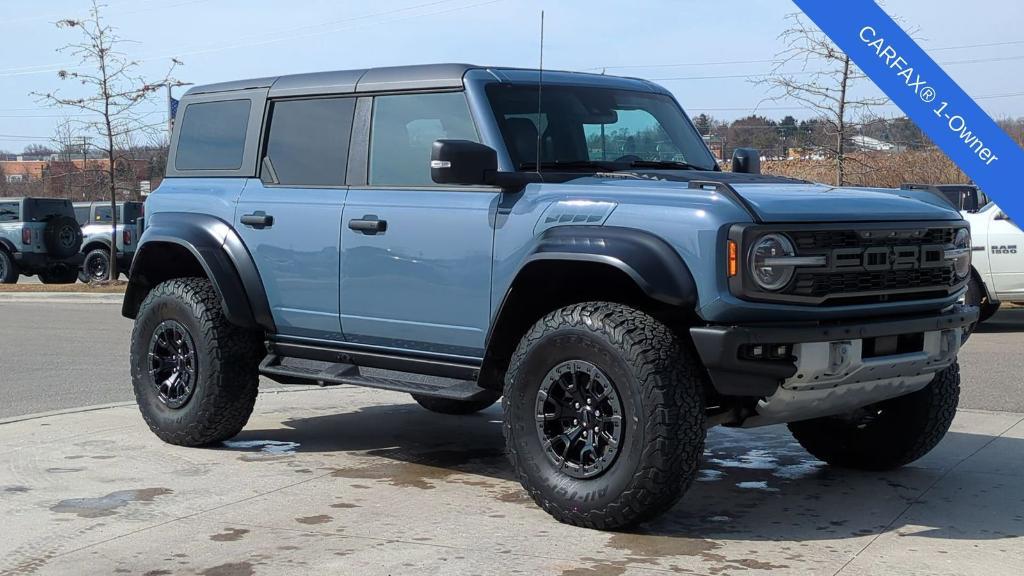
(130, 277, 263, 447)
(503, 302, 707, 530)
(788, 363, 960, 471)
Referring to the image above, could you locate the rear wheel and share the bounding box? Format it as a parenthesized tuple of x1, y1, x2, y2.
(412, 391, 500, 415)
(503, 302, 706, 530)
(79, 248, 110, 283)
(131, 277, 263, 446)
(0, 251, 18, 284)
(788, 363, 960, 470)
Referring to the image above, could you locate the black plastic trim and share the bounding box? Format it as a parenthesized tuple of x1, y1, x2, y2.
(520, 225, 698, 308)
(690, 304, 979, 397)
(268, 340, 481, 381)
(121, 212, 275, 332)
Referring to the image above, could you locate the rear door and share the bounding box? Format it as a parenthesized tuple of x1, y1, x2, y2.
(235, 96, 356, 340)
(339, 91, 498, 358)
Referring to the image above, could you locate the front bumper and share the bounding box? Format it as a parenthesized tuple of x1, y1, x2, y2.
(690, 304, 978, 400)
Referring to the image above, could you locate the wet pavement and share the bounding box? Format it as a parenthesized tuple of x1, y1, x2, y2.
(1, 387, 1023, 575)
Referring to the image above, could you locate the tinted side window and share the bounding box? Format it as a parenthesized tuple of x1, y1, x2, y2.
(74, 206, 89, 224)
(95, 205, 113, 223)
(0, 202, 19, 222)
(369, 92, 478, 186)
(265, 98, 355, 186)
(175, 100, 251, 170)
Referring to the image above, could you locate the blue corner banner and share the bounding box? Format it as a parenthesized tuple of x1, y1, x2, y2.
(792, 0, 1024, 222)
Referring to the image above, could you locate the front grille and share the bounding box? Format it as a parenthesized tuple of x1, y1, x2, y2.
(789, 227, 955, 250)
(731, 223, 966, 306)
(793, 267, 956, 298)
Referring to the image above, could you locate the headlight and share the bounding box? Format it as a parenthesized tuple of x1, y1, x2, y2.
(952, 228, 971, 278)
(749, 233, 796, 291)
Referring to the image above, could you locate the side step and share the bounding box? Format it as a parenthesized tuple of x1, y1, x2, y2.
(258, 355, 494, 402)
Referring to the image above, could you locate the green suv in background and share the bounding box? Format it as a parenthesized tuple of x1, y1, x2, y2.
(0, 197, 84, 284)
(74, 201, 144, 282)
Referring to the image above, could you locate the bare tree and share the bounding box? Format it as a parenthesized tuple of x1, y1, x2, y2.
(757, 13, 888, 185)
(33, 0, 183, 280)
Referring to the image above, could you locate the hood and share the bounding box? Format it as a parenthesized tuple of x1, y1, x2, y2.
(612, 170, 963, 223)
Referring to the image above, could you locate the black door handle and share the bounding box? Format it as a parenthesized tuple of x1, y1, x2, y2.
(241, 211, 274, 229)
(348, 216, 387, 235)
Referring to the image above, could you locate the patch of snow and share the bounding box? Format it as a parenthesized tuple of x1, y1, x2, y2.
(697, 469, 725, 482)
(709, 449, 778, 470)
(736, 481, 779, 492)
(222, 440, 300, 454)
(708, 515, 732, 522)
(773, 460, 825, 480)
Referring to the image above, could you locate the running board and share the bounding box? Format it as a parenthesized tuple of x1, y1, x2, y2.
(258, 355, 494, 402)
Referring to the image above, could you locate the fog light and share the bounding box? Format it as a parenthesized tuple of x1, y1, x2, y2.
(740, 343, 793, 361)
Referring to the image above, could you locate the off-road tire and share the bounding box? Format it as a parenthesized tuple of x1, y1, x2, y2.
(788, 363, 960, 471)
(503, 302, 707, 530)
(0, 250, 18, 284)
(43, 215, 82, 259)
(79, 248, 111, 283)
(38, 266, 79, 284)
(131, 277, 263, 447)
(411, 391, 501, 415)
(965, 276, 1000, 325)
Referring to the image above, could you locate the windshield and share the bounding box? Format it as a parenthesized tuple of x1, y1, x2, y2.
(486, 83, 717, 171)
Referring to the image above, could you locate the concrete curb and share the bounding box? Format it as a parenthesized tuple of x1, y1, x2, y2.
(0, 292, 124, 304)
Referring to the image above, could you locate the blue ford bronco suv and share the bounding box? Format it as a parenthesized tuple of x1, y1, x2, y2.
(124, 64, 977, 529)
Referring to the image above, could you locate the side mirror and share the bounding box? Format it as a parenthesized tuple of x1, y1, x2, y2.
(731, 148, 761, 174)
(431, 140, 497, 186)
(961, 188, 980, 212)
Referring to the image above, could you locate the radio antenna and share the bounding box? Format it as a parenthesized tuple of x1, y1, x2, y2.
(535, 10, 544, 176)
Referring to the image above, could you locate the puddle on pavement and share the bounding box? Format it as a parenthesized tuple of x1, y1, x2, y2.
(329, 447, 507, 491)
(50, 487, 172, 518)
(295, 514, 333, 525)
(209, 528, 250, 542)
(222, 440, 300, 454)
(198, 561, 254, 576)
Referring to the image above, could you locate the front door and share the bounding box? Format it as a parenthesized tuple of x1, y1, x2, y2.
(235, 96, 356, 340)
(340, 91, 497, 358)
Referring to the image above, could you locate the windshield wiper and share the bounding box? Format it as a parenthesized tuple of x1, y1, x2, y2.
(626, 160, 702, 170)
(519, 160, 620, 172)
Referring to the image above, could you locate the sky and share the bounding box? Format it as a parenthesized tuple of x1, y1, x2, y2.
(1, 0, 1021, 151)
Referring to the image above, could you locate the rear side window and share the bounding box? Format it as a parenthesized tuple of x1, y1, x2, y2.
(369, 92, 478, 187)
(0, 201, 19, 222)
(264, 98, 355, 186)
(74, 206, 89, 224)
(95, 205, 113, 223)
(175, 100, 251, 170)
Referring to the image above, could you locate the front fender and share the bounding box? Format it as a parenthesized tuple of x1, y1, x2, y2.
(522, 225, 698, 307)
(122, 212, 274, 331)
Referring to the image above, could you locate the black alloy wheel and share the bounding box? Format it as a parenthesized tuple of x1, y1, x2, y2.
(535, 360, 624, 479)
(148, 319, 198, 409)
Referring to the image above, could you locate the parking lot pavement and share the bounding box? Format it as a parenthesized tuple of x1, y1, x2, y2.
(1, 387, 1023, 576)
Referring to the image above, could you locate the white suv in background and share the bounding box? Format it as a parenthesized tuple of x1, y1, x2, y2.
(904, 184, 1022, 322)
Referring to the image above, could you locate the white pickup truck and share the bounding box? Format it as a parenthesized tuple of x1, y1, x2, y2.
(904, 184, 1022, 322)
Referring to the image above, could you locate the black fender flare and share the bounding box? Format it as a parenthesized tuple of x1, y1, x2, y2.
(121, 212, 275, 332)
(517, 225, 698, 308)
(0, 237, 15, 255)
(81, 237, 112, 253)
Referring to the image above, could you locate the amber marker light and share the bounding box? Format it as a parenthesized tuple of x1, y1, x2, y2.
(728, 240, 738, 277)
